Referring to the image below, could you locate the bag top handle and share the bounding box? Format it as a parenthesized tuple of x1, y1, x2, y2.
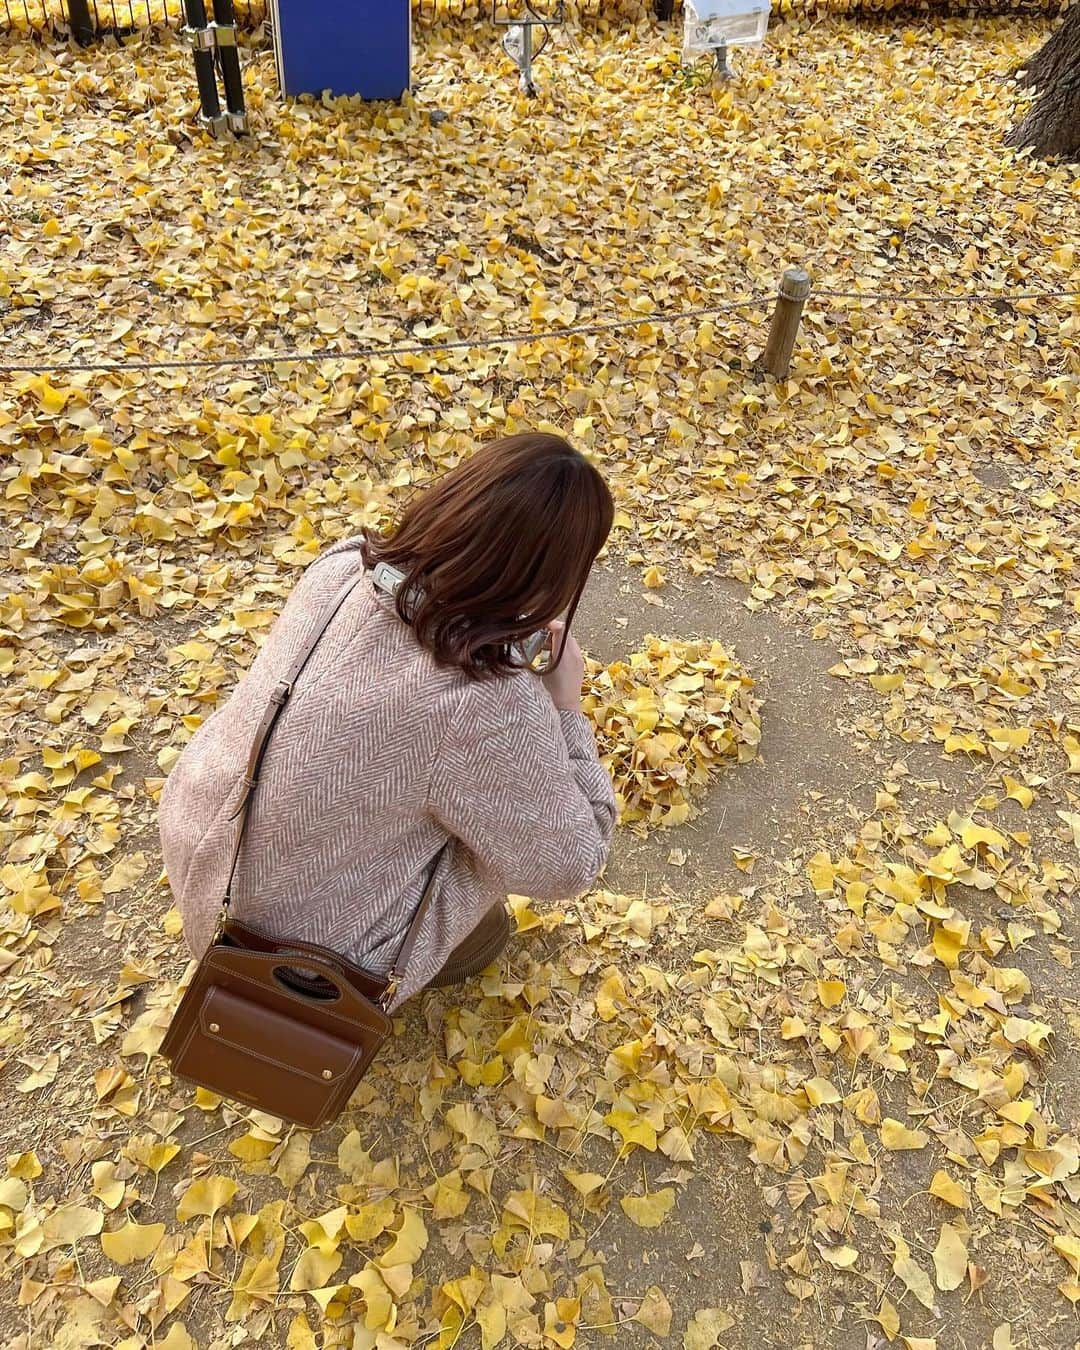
(218, 566, 444, 1008)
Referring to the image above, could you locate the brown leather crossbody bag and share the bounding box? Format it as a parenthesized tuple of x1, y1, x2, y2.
(160, 571, 439, 1130)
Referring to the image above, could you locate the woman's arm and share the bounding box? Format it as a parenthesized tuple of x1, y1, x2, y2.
(427, 676, 616, 902)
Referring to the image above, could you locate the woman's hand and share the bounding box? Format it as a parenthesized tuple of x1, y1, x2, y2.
(540, 621, 586, 711)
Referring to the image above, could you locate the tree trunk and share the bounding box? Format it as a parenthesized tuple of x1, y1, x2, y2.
(1007, 5, 1080, 160)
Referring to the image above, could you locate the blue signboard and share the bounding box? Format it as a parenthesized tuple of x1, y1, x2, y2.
(269, 0, 411, 100)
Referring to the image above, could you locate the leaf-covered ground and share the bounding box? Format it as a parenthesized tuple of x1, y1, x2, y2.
(2, 8, 1079, 1350)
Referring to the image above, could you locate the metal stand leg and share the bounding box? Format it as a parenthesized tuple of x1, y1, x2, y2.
(520, 22, 536, 96)
(66, 0, 94, 44)
(211, 0, 248, 133)
(183, 0, 226, 135)
(714, 39, 733, 80)
(496, 3, 562, 98)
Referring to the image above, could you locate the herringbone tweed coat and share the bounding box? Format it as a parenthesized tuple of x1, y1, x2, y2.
(158, 537, 616, 1004)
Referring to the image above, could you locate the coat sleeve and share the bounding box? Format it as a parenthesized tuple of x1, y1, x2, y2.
(427, 677, 616, 901)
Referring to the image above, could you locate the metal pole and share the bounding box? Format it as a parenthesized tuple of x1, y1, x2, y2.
(210, 0, 248, 131)
(521, 21, 535, 96)
(182, 0, 225, 134)
(762, 268, 810, 379)
(65, 0, 94, 42)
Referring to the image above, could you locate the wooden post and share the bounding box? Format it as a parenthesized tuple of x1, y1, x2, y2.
(762, 267, 811, 379)
(66, 0, 94, 44)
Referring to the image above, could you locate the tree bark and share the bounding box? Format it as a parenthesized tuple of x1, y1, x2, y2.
(1007, 5, 1080, 159)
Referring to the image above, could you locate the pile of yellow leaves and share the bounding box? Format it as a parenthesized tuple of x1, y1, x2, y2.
(583, 637, 761, 828)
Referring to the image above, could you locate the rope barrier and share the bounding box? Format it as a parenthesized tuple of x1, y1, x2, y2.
(0, 298, 765, 376)
(0, 285, 1077, 377)
(815, 288, 1080, 304)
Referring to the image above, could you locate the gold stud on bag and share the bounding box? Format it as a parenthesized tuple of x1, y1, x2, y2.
(159, 571, 444, 1130)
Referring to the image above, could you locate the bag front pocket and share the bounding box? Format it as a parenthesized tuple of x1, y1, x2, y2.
(169, 983, 365, 1127)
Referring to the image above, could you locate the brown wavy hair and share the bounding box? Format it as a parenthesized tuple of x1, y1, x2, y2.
(361, 433, 613, 679)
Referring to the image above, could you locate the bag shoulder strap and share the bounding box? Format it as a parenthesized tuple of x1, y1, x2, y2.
(381, 846, 446, 1001)
(218, 564, 445, 1006)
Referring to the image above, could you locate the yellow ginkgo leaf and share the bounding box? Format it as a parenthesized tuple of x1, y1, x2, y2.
(349, 1265, 394, 1330)
(0, 1178, 28, 1212)
(7, 1153, 42, 1181)
(36, 378, 71, 415)
(881, 1118, 929, 1151)
(562, 1169, 606, 1198)
(891, 1236, 936, 1311)
(41, 1205, 103, 1249)
(1002, 775, 1034, 808)
(803, 1076, 842, 1106)
(346, 1199, 396, 1242)
(289, 1248, 343, 1293)
(544, 1296, 581, 1350)
(502, 1190, 570, 1240)
(299, 1205, 348, 1253)
(157, 1325, 197, 1350)
(286, 1312, 319, 1350)
(1057, 811, 1080, 848)
(90, 1162, 125, 1211)
(377, 1207, 429, 1268)
(228, 1131, 277, 1165)
(877, 1296, 900, 1339)
(175, 1175, 238, 1222)
(633, 1286, 673, 1337)
(100, 1220, 166, 1265)
(604, 1108, 658, 1153)
(84, 1275, 122, 1307)
(1053, 1234, 1080, 1276)
(929, 1170, 969, 1209)
(445, 1104, 500, 1159)
(683, 1306, 736, 1350)
(820, 1244, 859, 1269)
(816, 979, 846, 1008)
(620, 1187, 675, 1228)
(932, 1223, 968, 1291)
(101, 851, 148, 895)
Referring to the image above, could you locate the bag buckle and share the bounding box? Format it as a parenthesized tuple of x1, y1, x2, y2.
(270, 680, 292, 706)
(379, 973, 400, 1008)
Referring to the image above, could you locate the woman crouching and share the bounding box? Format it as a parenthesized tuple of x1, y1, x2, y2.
(159, 432, 617, 1007)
